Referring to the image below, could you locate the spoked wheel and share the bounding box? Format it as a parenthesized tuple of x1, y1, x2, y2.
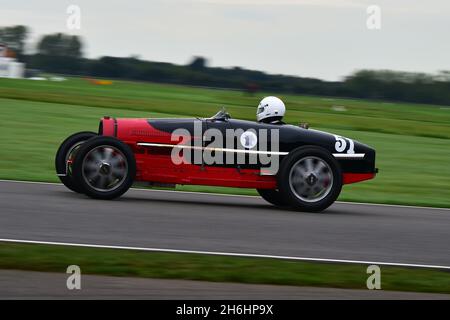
(82, 145, 129, 192)
(72, 136, 136, 199)
(289, 156, 333, 203)
(277, 146, 342, 212)
(55, 131, 97, 193)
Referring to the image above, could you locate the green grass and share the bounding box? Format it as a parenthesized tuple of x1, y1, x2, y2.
(0, 243, 449, 294)
(0, 77, 449, 207)
(1, 77, 450, 139)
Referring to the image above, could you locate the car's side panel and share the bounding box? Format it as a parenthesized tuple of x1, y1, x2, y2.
(99, 117, 376, 188)
(99, 117, 276, 188)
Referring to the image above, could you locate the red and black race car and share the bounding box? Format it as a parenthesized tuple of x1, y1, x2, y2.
(55, 109, 377, 212)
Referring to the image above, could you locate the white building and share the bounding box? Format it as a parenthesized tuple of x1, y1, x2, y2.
(0, 43, 25, 78)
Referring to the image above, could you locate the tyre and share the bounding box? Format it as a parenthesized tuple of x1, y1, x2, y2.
(257, 189, 289, 207)
(72, 136, 136, 200)
(55, 131, 97, 193)
(277, 146, 342, 212)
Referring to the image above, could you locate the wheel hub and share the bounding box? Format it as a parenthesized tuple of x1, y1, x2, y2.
(99, 162, 111, 175)
(306, 173, 318, 186)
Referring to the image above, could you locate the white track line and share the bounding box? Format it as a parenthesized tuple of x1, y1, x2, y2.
(0, 238, 449, 270)
(1, 178, 449, 211)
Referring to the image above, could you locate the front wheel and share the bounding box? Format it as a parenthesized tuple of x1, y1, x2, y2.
(277, 146, 342, 212)
(72, 136, 136, 200)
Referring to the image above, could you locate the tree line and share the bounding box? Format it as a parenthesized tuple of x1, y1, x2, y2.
(1, 25, 449, 105)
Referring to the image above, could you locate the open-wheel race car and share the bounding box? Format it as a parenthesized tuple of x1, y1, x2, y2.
(55, 109, 377, 212)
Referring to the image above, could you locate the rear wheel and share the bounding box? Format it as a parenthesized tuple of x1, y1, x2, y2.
(72, 136, 136, 200)
(55, 131, 97, 193)
(277, 146, 342, 212)
(257, 189, 288, 207)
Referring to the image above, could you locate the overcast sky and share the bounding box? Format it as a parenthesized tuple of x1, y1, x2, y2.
(1, 0, 449, 80)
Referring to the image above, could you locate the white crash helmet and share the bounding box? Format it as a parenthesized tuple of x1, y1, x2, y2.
(256, 96, 286, 122)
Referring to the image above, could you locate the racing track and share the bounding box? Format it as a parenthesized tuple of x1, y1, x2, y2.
(0, 180, 449, 267)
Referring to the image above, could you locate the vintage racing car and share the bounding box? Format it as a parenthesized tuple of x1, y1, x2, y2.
(55, 109, 377, 212)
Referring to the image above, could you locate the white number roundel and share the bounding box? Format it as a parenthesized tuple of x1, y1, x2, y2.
(240, 131, 258, 149)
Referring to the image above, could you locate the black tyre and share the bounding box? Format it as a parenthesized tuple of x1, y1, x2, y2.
(277, 146, 342, 212)
(257, 189, 289, 207)
(55, 131, 97, 193)
(72, 136, 136, 200)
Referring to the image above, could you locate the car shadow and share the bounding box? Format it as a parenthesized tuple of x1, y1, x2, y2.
(54, 189, 358, 216)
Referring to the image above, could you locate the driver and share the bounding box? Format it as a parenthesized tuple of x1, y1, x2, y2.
(256, 96, 286, 124)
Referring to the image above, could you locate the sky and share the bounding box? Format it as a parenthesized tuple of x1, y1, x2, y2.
(1, 0, 449, 81)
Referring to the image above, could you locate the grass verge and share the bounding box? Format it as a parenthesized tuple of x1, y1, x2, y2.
(0, 243, 449, 294)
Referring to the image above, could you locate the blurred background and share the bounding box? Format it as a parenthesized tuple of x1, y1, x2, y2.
(1, 0, 450, 299)
(0, 0, 449, 207)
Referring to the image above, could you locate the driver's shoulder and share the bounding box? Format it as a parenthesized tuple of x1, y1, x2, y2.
(257, 120, 285, 126)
